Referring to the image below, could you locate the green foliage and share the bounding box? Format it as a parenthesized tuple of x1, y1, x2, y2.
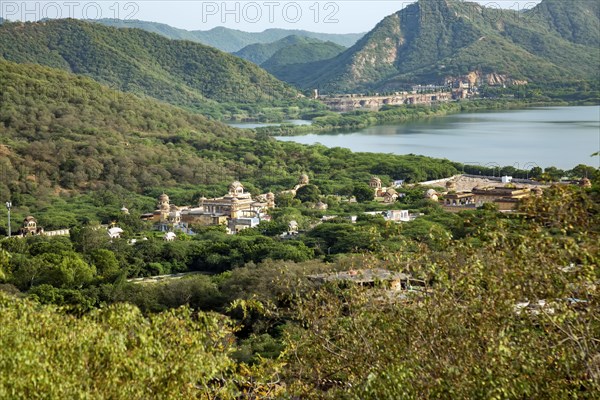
(0, 19, 300, 117)
(281, 0, 600, 93)
(295, 184, 321, 203)
(0, 182, 599, 398)
(281, 185, 600, 398)
(0, 58, 469, 228)
(89, 249, 121, 281)
(0, 294, 241, 399)
(12, 251, 95, 290)
(532, 0, 600, 46)
(261, 38, 346, 84)
(235, 35, 346, 67)
(353, 183, 374, 202)
(0, 249, 9, 282)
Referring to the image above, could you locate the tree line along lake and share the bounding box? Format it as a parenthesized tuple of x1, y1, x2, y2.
(272, 106, 600, 170)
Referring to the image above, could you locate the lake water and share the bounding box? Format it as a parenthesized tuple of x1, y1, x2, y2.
(226, 119, 312, 129)
(275, 106, 600, 169)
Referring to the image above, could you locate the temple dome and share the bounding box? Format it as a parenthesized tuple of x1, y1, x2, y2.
(229, 181, 244, 195)
(425, 189, 438, 199)
(369, 176, 382, 189)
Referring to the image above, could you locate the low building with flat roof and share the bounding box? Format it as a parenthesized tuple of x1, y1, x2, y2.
(308, 268, 425, 290)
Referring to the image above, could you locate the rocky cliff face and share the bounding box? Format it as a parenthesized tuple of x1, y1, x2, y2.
(447, 71, 528, 87)
(283, 0, 599, 93)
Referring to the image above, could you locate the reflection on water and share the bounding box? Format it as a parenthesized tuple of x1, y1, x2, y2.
(276, 106, 600, 169)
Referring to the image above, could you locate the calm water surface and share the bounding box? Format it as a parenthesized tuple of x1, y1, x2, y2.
(276, 106, 600, 169)
(226, 119, 312, 129)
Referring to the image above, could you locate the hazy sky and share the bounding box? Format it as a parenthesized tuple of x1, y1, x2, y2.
(3, 1, 543, 33)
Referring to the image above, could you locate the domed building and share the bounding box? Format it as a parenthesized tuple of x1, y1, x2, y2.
(382, 188, 399, 203)
(369, 176, 383, 190)
(20, 216, 42, 236)
(424, 189, 439, 201)
(229, 181, 245, 196)
(158, 193, 170, 209)
(369, 176, 402, 202)
(142, 182, 275, 234)
(156, 193, 171, 222)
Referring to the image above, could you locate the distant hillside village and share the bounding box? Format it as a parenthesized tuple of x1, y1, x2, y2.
(317, 71, 529, 111)
(6, 174, 592, 241)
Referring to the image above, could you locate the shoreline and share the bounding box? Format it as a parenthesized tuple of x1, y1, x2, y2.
(255, 99, 598, 137)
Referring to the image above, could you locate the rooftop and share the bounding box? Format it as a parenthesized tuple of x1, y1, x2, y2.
(308, 268, 411, 284)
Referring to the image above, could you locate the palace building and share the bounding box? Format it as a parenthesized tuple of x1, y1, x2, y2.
(141, 181, 275, 234)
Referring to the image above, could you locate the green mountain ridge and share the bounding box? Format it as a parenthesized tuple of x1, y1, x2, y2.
(234, 35, 345, 66)
(530, 0, 600, 46)
(89, 19, 365, 52)
(233, 34, 346, 77)
(261, 37, 346, 70)
(0, 19, 298, 112)
(281, 0, 600, 93)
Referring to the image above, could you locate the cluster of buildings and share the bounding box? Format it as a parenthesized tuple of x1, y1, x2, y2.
(450, 79, 478, 100)
(138, 174, 326, 235)
(369, 176, 402, 203)
(140, 181, 275, 235)
(319, 91, 452, 111)
(420, 175, 546, 211)
(10, 173, 590, 241)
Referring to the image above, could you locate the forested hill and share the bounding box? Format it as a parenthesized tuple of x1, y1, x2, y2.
(0, 59, 249, 194)
(0, 19, 299, 110)
(91, 19, 365, 52)
(531, 0, 600, 46)
(0, 58, 461, 215)
(283, 0, 600, 93)
(234, 35, 346, 66)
